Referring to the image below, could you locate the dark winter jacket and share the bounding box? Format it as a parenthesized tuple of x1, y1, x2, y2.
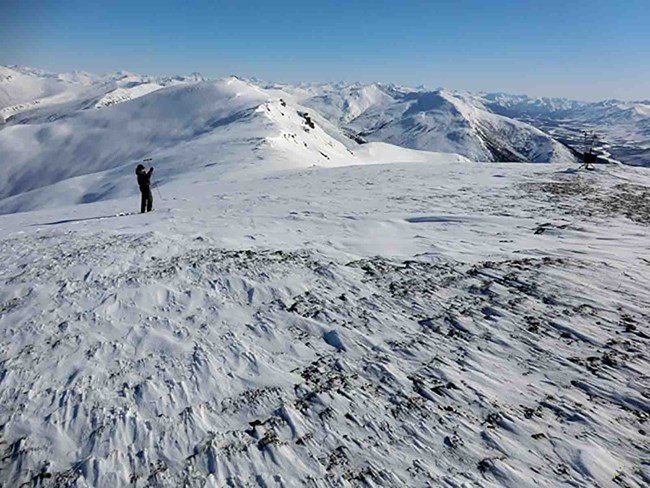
(136, 167, 153, 190)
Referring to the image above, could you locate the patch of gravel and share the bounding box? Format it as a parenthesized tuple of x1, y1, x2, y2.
(521, 178, 650, 224)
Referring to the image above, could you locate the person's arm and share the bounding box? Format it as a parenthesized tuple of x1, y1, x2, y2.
(148, 167, 154, 175)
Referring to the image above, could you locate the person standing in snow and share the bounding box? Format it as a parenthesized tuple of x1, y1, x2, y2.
(135, 163, 154, 213)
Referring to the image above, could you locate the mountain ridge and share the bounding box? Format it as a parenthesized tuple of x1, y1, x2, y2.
(0, 65, 649, 487)
(3, 64, 648, 214)
(0, 71, 469, 214)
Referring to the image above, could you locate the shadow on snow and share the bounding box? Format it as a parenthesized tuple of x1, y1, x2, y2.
(33, 213, 136, 226)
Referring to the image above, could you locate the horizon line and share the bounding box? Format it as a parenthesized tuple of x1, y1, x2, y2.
(2, 63, 647, 105)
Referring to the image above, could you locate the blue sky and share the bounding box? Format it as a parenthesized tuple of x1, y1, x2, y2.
(2, 0, 648, 100)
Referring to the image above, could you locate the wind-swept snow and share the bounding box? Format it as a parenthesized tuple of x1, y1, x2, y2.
(0, 161, 648, 487)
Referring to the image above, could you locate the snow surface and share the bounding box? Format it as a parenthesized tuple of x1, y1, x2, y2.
(1, 159, 649, 487)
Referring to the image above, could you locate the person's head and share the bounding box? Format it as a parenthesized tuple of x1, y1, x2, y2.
(136, 164, 144, 173)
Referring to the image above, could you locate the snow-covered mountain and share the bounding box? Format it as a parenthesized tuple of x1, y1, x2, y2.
(482, 92, 650, 124)
(0, 66, 89, 121)
(264, 82, 407, 124)
(0, 68, 470, 214)
(478, 93, 650, 166)
(273, 83, 576, 163)
(0, 66, 206, 121)
(352, 90, 575, 163)
(1, 66, 649, 487)
(276, 82, 648, 166)
(4, 64, 649, 217)
(480, 93, 588, 118)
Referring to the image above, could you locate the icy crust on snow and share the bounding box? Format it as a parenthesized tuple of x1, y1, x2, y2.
(0, 162, 648, 487)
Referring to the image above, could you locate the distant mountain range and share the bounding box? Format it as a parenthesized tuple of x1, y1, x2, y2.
(280, 85, 575, 163)
(0, 66, 468, 214)
(0, 65, 647, 213)
(273, 81, 649, 166)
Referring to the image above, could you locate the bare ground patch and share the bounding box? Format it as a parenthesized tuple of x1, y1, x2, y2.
(521, 178, 650, 225)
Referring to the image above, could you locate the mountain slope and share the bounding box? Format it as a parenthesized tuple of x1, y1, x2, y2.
(267, 82, 404, 124)
(0, 66, 94, 122)
(0, 66, 211, 122)
(0, 78, 268, 200)
(0, 73, 469, 214)
(347, 90, 576, 163)
(0, 78, 342, 212)
(478, 93, 650, 166)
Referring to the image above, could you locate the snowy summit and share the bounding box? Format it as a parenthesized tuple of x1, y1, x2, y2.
(0, 66, 648, 487)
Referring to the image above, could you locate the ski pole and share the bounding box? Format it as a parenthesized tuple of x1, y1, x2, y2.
(143, 157, 163, 200)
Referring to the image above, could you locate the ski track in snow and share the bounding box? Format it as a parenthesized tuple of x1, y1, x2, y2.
(0, 162, 649, 487)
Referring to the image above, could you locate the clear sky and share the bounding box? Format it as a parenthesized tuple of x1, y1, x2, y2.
(2, 0, 649, 100)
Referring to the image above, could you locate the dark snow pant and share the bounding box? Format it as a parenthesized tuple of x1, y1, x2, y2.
(140, 187, 153, 213)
